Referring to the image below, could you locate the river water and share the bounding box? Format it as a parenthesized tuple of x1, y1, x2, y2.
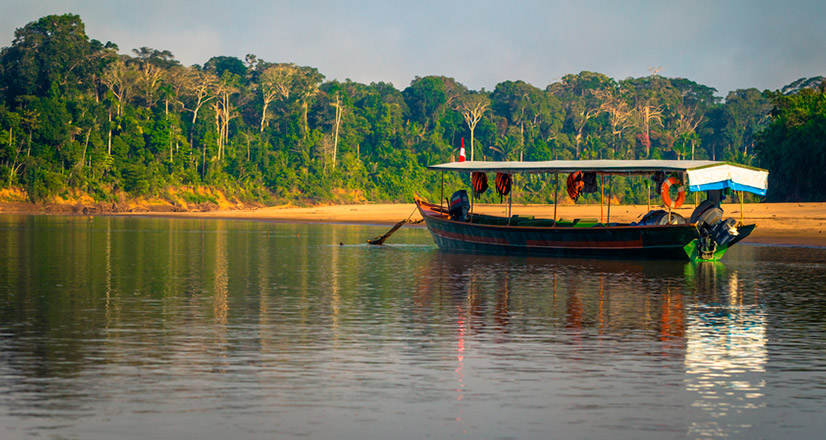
(0, 215, 824, 439)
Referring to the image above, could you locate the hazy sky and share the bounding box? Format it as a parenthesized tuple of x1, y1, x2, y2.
(2, 0, 825, 96)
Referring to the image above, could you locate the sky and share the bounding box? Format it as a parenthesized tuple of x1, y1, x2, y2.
(2, 0, 825, 96)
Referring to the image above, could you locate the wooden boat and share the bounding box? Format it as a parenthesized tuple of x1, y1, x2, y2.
(415, 160, 768, 261)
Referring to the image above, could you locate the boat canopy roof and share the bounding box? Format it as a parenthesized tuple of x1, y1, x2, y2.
(428, 159, 769, 196)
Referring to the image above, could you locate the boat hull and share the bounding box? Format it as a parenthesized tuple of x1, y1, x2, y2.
(416, 199, 713, 260)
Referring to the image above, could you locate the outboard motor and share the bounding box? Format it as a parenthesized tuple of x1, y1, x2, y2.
(711, 217, 740, 247)
(637, 209, 687, 225)
(449, 190, 470, 221)
(690, 200, 723, 230)
(689, 191, 740, 258)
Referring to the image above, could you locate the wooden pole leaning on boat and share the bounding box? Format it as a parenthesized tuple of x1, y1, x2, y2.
(367, 206, 422, 245)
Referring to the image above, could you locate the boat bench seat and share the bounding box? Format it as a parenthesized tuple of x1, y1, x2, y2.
(468, 214, 538, 226)
(518, 219, 557, 227)
(555, 218, 601, 227)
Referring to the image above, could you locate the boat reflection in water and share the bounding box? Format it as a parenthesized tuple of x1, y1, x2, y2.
(411, 249, 767, 437)
(683, 263, 767, 438)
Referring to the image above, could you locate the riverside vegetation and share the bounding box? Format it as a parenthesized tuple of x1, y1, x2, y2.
(1, 14, 824, 210)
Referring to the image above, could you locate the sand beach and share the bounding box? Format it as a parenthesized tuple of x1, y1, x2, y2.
(108, 201, 826, 247)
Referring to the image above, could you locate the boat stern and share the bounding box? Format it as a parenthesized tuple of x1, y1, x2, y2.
(683, 223, 756, 261)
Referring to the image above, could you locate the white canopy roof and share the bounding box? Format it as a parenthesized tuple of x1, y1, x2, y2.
(428, 160, 769, 195)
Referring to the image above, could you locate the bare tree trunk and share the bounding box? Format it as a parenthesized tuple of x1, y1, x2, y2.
(303, 101, 310, 139)
(214, 103, 221, 161)
(458, 96, 489, 161)
(190, 108, 199, 145)
(202, 144, 207, 179)
(107, 110, 112, 155)
(260, 101, 269, 133)
(169, 121, 174, 162)
(575, 128, 583, 158)
(469, 126, 476, 161)
(224, 94, 231, 148)
(332, 94, 343, 169)
(82, 120, 94, 164)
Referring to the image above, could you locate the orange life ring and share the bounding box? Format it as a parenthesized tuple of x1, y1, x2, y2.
(661, 177, 685, 208)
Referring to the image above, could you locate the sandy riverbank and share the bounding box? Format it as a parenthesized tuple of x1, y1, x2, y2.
(2, 195, 824, 246)
(104, 201, 826, 247)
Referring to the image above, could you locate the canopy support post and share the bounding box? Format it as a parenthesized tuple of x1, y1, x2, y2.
(647, 179, 650, 212)
(600, 175, 604, 223)
(607, 175, 612, 224)
(740, 191, 744, 225)
(507, 176, 513, 224)
(553, 173, 559, 226)
(440, 171, 444, 213)
(470, 187, 474, 217)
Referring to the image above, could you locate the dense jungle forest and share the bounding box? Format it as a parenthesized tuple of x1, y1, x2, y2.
(0, 14, 824, 205)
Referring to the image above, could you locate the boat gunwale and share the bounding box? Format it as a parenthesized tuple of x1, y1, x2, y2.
(415, 198, 703, 232)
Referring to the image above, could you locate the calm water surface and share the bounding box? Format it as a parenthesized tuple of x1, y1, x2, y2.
(0, 215, 825, 439)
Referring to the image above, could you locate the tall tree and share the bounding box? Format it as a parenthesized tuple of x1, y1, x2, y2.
(456, 93, 489, 161)
(634, 102, 663, 157)
(757, 82, 826, 201)
(671, 98, 703, 159)
(598, 87, 634, 158)
(101, 57, 137, 118)
(330, 91, 344, 168)
(0, 14, 113, 103)
(493, 80, 553, 160)
(257, 64, 296, 133)
(721, 88, 771, 162)
(204, 56, 247, 78)
(403, 76, 448, 130)
(179, 68, 218, 145)
(548, 72, 612, 158)
(212, 77, 239, 162)
(294, 66, 325, 139)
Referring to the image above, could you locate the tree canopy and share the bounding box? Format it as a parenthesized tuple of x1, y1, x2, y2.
(0, 14, 821, 204)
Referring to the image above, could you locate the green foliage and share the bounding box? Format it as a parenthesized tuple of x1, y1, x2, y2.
(23, 157, 63, 201)
(181, 191, 217, 205)
(0, 14, 819, 205)
(0, 14, 115, 102)
(203, 56, 246, 78)
(757, 82, 826, 201)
